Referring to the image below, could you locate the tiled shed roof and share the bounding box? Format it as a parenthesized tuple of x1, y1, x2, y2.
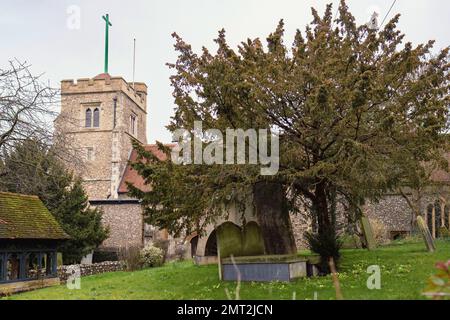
(0, 192, 69, 240)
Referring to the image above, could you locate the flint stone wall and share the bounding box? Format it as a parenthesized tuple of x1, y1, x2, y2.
(58, 261, 125, 283)
(289, 193, 444, 249)
(94, 202, 144, 249)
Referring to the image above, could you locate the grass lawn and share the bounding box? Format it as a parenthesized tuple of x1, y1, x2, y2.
(4, 239, 449, 300)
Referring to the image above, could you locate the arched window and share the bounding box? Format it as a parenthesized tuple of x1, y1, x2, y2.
(130, 114, 137, 135)
(93, 108, 100, 127)
(85, 108, 92, 127)
(190, 235, 199, 258)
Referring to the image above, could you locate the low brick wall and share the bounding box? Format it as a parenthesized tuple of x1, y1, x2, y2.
(58, 261, 125, 283)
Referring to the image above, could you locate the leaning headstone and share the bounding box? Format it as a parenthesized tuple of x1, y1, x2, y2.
(360, 216, 376, 250)
(416, 215, 436, 252)
(242, 221, 265, 256)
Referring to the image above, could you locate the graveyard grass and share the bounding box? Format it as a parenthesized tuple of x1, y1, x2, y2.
(6, 239, 450, 300)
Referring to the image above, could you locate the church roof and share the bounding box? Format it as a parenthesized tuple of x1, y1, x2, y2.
(0, 192, 69, 240)
(430, 152, 450, 183)
(118, 144, 175, 194)
(93, 73, 111, 80)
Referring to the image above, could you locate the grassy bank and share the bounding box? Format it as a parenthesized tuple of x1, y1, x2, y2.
(5, 240, 449, 300)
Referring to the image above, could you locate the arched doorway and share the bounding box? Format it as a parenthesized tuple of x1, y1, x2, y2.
(204, 230, 217, 256)
(190, 235, 199, 258)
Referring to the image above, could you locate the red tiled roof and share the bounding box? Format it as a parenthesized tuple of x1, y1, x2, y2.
(94, 73, 111, 80)
(118, 144, 176, 194)
(430, 152, 450, 183)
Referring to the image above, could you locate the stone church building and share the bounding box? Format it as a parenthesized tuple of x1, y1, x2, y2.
(55, 73, 450, 261)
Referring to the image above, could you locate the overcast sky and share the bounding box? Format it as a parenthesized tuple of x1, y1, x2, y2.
(1, 0, 448, 143)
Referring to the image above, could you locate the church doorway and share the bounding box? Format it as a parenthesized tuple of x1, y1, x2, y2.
(190, 235, 199, 258)
(204, 230, 217, 256)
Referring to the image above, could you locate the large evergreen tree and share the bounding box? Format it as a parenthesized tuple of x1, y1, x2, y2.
(129, 1, 449, 270)
(0, 139, 109, 264)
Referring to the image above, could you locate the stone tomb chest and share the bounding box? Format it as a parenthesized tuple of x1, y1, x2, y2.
(216, 222, 320, 282)
(222, 254, 319, 282)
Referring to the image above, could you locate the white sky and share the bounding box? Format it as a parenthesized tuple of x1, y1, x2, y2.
(0, 0, 448, 143)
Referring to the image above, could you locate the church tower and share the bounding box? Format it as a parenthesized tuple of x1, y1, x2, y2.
(53, 14, 153, 251)
(56, 73, 148, 200)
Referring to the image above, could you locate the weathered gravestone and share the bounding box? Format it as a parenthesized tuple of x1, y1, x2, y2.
(242, 221, 266, 256)
(216, 221, 266, 280)
(360, 216, 376, 250)
(416, 215, 436, 252)
(216, 222, 244, 259)
(215, 221, 316, 281)
(216, 221, 265, 259)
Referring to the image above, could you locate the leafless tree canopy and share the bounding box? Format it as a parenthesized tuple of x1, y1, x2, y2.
(0, 60, 58, 157)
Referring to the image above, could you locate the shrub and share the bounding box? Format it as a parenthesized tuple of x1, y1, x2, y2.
(140, 245, 164, 268)
(439, 226, 450, 239)
(423, 260, 450, 300)
(151, 239, 169, 262)
(118, 246, 143, 271)
(305, 228, 342, 274)
(340, 233, 362, 249)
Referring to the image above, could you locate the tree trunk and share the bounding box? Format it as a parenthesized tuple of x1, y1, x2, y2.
(310, 181, 341, 273)
(314, 181, 331, 236)
(253, 181, 297, 255)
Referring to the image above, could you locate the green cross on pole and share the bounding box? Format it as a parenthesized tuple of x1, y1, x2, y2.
(102, 14, 112, 74)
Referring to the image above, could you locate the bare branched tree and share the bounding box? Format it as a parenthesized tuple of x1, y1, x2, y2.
(0, 60, 86, 176)
(0, 60, 58, 156)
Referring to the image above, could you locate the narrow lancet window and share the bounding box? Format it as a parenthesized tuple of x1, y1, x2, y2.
(85, 108, 92, 127)
(93, 108, 100, 127)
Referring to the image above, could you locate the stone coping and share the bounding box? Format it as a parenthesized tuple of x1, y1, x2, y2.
(222, 254, 319, 265)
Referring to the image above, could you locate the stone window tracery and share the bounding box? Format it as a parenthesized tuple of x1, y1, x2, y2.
(93, 108, 100, 127)
(85, 108, 92, 127)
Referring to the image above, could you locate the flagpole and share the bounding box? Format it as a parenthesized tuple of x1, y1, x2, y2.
(133, 38, 136, 90)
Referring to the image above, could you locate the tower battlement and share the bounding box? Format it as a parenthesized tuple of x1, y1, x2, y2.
(57, 72, 148, 200)
(61, 74, 147, 111)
